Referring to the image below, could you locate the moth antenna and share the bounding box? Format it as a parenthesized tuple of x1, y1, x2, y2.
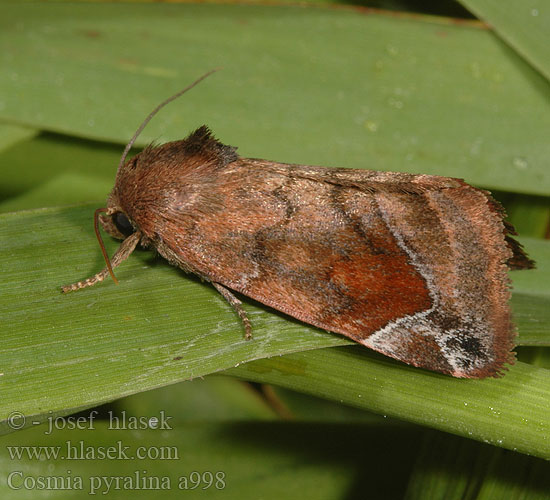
(94, 208, 119, 285)
(116, 68, 220, 173)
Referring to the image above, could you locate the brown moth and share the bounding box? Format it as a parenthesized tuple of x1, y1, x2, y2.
(63, 71, 534, 378)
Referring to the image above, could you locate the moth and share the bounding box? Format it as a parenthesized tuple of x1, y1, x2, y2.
(63, 71, 534, 378)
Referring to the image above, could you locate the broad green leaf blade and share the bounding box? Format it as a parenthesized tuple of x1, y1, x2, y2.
(1, 3, 549, 195)
(509, 237, 550, 345)
(510, 236, 550, 299)
(0, 133, 122, 210)
(511, 293, 550, 346)
(458, 0, 550, 82)
(267, 385, 387, 423)
(228, 347, 550, 459)
(117, 376, 278, 422)
(504, 193, 550, 239)
(1, 206, 548, 440)
(0, 172, 111, 213)
(0, 124, 37, 152)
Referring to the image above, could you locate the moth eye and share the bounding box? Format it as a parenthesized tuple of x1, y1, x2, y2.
(128, 157, 138, 169)
(113, 212, 135, 237)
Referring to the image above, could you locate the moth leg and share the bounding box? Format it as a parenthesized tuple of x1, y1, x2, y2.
(212, 282, 253, 340)
(62, 231, 141, 293)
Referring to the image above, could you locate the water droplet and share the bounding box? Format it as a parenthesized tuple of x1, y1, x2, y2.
(531, 8, 539, 16)
(364, 120, 379, 132)
(386, 45, 398, 56)
(87, 118, 95, 127)
(470, 138, 483, 156)
(387, 97, 404, 109)
(470, 62, 481, 79)
(512, 156, 529, 170)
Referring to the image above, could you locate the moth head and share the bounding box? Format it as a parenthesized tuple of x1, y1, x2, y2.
(92, 69, 220, 286)
(97, 69, 221, 245)
(91, 205, 139, 286)
(99, 208, 136, 241)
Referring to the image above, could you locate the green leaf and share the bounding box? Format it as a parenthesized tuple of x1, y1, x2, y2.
(509, 237, 550, 346)
(1, 3, 549, 195)
(265, 385, 387, 423)
(0, 133, 121, 210)
(116, 376, 278, 422)
(228, 346, 550, 460)
(0, 124, 37, 152)
(502, 193, 550, 239)
(0, 173, 111, 214)
(404, 431, 550, 499)
(458, 0, 550, 81)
